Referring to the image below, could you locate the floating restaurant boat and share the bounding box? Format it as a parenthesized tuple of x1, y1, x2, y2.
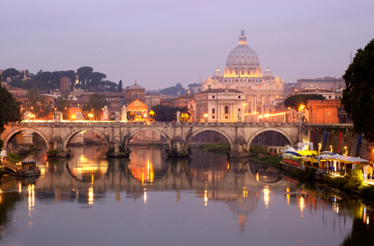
(2, 156, 41, 178)
(315, 153, 369, 175)
(281, 144, 370, 176)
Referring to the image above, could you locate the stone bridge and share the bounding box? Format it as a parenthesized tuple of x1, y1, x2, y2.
(1, 121, 302, 158)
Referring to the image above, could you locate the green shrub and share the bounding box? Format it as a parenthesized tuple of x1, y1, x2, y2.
(119, 143, 126, 153)
(106, 147, 114, 154)
(198, 144, 229, 152)
(360, 185, 374, 200)
(168, 148, 178, 157)
(305, 167, 316, 180)
(8, 152, 22, 161)
(344, 170, 363, 190)
(47, 149, 59, 158)
(249, 144, 266, 154)
(332, 177, 347, 189)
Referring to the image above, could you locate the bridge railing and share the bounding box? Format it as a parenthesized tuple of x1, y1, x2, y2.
(10, 121, 302, 127)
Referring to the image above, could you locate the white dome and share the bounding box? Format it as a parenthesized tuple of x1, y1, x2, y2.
(263, 67, 273, 77)
(226, 31, 260, 68)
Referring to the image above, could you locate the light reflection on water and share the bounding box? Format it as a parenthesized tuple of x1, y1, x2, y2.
(0, 146, 373, 246)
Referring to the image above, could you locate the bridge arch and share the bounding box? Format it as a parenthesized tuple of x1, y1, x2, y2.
(62, 128, 110, 151)
(246, 128, 293, 151)
(2, 128, 50, 150)
(127, 128, 172, 149)
(187, 128, 234, 151)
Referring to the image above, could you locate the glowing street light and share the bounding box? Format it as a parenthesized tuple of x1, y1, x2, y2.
(71, 115, 76, 121)
(204, 113, 208, 122)
(88, 113, 94, 122)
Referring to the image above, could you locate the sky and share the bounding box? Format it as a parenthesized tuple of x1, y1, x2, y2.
(1, 0, 373, 90)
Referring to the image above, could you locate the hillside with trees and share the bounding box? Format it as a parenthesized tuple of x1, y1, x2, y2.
(1, 67, 120, 93)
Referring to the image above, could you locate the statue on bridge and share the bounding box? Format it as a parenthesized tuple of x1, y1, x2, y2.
(103, 105, 109, 120)
(121, 105, 128, 122)
(176, 111, 181, 123)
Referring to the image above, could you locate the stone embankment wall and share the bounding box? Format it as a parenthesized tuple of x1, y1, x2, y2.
(306, 124, 374, 161)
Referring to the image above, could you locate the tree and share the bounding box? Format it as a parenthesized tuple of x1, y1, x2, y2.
(55, 93, 71, 119)
(23, 89, 53, 119)
(187, 83, 198, 91)
(118, 80, 123, 92)
(284, 94, 324, 110)
(1, 68, 19, 81)
(0, 83, 22, 133)
(77, 66, 94, 85)
(150, 105, 190, 122)
(81, 93, 105, 120)
(341, 39, 374, 141)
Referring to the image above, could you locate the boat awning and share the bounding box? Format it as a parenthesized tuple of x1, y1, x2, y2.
(332, 154, 368, 163)
(316, 154, 368, 163)
(321, 151, 335, 156)
(284, 146, 297, 153)
(316, 154, 335, 160)
(285, 151, 302, 156)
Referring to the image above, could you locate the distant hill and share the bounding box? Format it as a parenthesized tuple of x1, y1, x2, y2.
(159, 83, 187, 96)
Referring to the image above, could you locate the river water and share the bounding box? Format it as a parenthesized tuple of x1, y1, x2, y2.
(1, 145, 373, 246)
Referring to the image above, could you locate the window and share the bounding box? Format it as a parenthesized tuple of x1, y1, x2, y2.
(212, 96, 215, 99)
(212, 116, 215, 119)
(225, 116, 228, 119)
(224, 106, 229, 114)
(257, 95, 261, 102)
(238, 96, 241, 99)
(212, 108, 215, 114)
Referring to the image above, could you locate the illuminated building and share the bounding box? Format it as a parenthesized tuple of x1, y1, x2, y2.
(192, 88, 245, 122)
(127, 99, 148, 121)
(200, 31, 285, 118)
(125, 81, 145, 105)
(296, 76, 345, 91)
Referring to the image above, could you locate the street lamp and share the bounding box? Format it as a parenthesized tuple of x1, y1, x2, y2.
(330, 145, 333, 153)
(71, 115, 76, 121)
(88, 113, 93, 122)
(204, 113, 208, 122)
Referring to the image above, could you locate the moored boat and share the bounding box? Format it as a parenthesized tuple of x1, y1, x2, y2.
(4, 160, 41, 178)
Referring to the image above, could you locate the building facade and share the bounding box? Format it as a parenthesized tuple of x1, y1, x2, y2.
(192, 88, 245, 122)
(200, 31, 285, 118)
(127, 99, 148, 121)
(307, 99, 340, 124)
(125, 82, 145, 105)
(60, 76, 71, 93)
(296, 77, 345, 91)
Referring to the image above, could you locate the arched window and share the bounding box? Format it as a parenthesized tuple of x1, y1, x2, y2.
(224, 106, 229, 114)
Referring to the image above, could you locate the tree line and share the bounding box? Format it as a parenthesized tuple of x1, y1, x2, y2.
(1, 66, 120, 93)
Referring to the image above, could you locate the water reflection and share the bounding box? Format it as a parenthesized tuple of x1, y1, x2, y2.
(1, 146, 374, 245)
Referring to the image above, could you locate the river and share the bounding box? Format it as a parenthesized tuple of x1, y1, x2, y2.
(0, 145, 373, 246)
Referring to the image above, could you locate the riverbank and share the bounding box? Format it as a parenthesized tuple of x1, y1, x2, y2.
(278, 160, 374, 202)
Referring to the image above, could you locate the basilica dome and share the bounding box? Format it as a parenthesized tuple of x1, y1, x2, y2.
(226, 31, 260, 68)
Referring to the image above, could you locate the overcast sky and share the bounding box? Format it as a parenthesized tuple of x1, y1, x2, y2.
(1, 0, 373, 90)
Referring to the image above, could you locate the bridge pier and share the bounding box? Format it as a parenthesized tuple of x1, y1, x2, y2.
(22, 130, 33, 146)
(228, 137, 249, 159)
(168, 137, 190, 158)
